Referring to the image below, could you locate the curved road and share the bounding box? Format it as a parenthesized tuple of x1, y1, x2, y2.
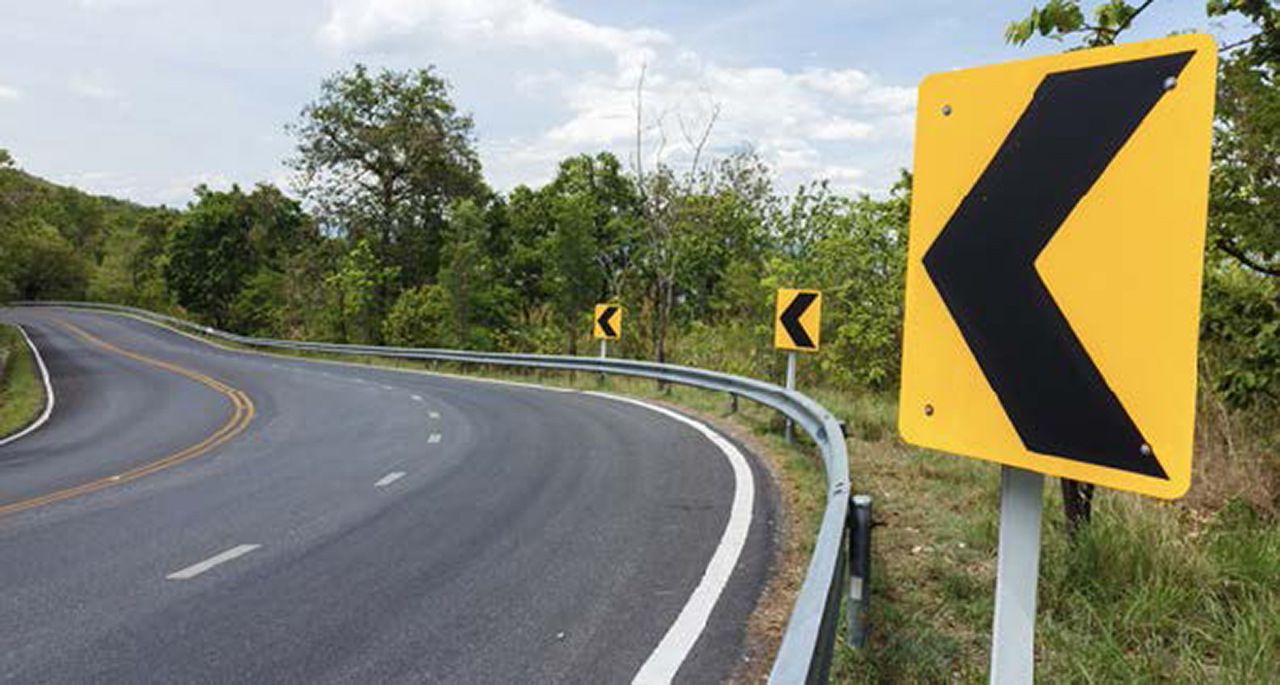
(0, 308, 776, 684)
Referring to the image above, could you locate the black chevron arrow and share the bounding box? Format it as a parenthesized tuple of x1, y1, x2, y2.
(597, 306, 619, 338)
(922, 51, 1195, 478)
(780, 292, 817, 349)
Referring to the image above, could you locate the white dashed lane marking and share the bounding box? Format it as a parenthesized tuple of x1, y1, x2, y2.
(428, 433, 441, 444)
(166, 545, 261, 580)
(375, 472, 406, 488)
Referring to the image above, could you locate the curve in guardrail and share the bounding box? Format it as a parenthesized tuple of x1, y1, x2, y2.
(11, 300, 858, 683)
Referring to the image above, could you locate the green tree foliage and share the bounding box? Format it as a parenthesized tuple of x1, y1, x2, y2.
(289, 64, 488, 297)
(543, 192, 602, 355)
(384, 284, 447, 347)
(1, 217, 90, 300)
(788, 176, 909, 390)
(327, 238, 399, 344)
(166, 186, 257, 327)
(436, 199, 513, 349)
(1006, 0, 1156, 47)
(166, 184, 313, 329)
(544, 152, 642, 300)
(0, 150, 108, 302)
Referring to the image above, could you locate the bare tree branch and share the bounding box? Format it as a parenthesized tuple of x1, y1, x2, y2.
(1216, 236, 1280, 277)
(1115, 0, 1157, 36)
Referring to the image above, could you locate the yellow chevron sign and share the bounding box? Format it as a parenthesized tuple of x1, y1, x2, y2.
(593, 304, 621, 340)
(898, 34, 1216, 499)
(774, 289, 821, 352)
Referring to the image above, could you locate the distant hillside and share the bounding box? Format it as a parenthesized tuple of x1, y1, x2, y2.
(0, 150, 177, 304)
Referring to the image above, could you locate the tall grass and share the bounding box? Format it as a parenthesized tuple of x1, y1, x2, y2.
(828, 387, 1280, 683)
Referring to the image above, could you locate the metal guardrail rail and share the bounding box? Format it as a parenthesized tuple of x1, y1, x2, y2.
(14, 300, 857, 683)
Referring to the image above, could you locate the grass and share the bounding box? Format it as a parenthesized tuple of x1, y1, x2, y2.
(0, 324, 46, 439)
(824, 391, 1280, 683)
(135, 315, 1280, 682)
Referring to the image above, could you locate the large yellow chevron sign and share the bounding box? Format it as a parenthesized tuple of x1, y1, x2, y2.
(898, 35, 1217, 499)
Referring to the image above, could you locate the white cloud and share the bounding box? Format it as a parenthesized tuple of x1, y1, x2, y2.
(319, 0, 916, 195)
(68, 75, 121, 101)
(0, 85, 22, 101)
(320, 0, 669, 74)
(78, 0, 163, 9)
(533, 56, 910, 191)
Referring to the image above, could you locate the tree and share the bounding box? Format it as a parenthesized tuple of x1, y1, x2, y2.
(545, 152, 642, 300)
(289, 64, 487, 301)
(166, 186, 257, 327)
(166, 184, 310, 329)
(0, 217, 91, 300)
(327, 238, 399, 344)
(384, 284, 447, 347)
(543, 192, 603, 355)
(631, 63, 722, 369)
(436, 199, 512, 349)
(505, 185, 555, 331)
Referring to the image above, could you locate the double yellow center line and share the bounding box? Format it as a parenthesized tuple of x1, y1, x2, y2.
(0, 320, 255, 518)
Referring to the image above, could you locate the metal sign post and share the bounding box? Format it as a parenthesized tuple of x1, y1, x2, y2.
(989, 465, 1044, 684)
(784, 351, 796, 443)
(598, 339, 608, 384)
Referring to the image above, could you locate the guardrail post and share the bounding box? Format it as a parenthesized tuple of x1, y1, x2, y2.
(846, 494, 873, 648)
(729, 392, 739, 414)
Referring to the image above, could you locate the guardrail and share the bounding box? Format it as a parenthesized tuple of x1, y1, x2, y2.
(12, 300, 864, 683)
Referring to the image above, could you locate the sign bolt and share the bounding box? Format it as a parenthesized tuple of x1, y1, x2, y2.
(942, 104, 952, 116)
(1163, 76, 1177, 91)
(1140, 443, 1153, 457)
(924, 403, 935, 417)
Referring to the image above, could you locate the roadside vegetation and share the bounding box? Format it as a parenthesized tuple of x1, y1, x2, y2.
(0, 324, 45, 439)
(1, 0, 1277, 680)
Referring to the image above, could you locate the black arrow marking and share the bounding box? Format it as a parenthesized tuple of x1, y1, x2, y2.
(597, 306, 619, 338)
(780, 292, 818, 349)
(923, 51, 1195, 478)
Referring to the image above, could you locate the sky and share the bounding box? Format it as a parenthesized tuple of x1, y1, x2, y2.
(0, 0, 1253, 208)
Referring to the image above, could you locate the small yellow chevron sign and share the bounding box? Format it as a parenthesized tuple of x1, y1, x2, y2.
(593, 304, 621, 340)
(774, 289, 821, 352)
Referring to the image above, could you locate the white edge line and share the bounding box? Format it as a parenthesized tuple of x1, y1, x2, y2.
(166, 544, 261, 580)
(0, 323, 56, 447)
(375, 471, 406, 488)
(583, 391, 756, 685)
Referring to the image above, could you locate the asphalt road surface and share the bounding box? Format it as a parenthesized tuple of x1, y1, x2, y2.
(0, 307, 776, 684)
